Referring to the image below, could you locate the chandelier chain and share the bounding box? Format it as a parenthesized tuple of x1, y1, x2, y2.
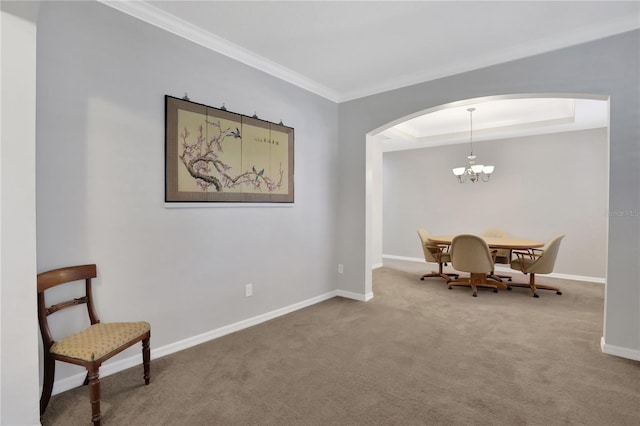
(469, 107, 474, 156)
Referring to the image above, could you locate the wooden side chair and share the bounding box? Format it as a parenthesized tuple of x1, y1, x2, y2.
(417, 228, 459, 282)
(38, 264, 151, 425)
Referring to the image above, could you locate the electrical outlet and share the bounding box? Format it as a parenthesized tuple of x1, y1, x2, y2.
(245, 283, 253, 297)
(338, 264, 344, 274)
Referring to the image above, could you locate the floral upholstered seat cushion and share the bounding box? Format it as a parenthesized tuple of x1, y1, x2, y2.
(51, 322, 150, 362)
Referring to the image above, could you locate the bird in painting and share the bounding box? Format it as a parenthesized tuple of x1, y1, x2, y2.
(227, 127, 241, 138)
(252, 166, 264, 182)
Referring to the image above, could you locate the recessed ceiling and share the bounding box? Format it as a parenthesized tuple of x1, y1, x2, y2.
(101, 1, 639, 103)
(380, 97, 609, 152)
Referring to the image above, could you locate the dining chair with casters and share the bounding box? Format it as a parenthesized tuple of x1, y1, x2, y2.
(447, 234, 499, 297)
(417, 229, 459, 282)
(480, 228, 513, 283)
(509, 234, 565, 297)
(37, 264, 151, 425)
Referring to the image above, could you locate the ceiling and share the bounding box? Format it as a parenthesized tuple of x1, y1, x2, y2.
(100, 1, 637, 147)
(379, 97, 609, 151)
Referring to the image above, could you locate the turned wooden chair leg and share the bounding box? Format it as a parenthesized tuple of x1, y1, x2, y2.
(87, 367, 101, 426)
(40, 354, 55, 415)
(143, 337, 151, 385)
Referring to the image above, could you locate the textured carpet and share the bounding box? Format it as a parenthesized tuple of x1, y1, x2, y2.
(41, 259, 640, 425)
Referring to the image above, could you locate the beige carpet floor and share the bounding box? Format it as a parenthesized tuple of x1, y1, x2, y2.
(41, 259, 640, 425)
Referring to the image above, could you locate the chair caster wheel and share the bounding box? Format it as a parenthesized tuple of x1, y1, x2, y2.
(506, 286, 512, 291)
(556, 291, 562, 295)
(448, 286, 452, 290)
(493, 288, 498, 293)
(420, 277, 424, 281)
(533, 293, 539, 298)
(472, 292, 477, 297)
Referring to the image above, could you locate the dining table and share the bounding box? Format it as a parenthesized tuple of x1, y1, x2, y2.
(428, 235, 545, 289)
(429, 235, 544, 250)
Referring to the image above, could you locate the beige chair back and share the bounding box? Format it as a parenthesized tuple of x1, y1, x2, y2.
(480, 228, 510, 263)
(450, 234, 495, 274)
(527, 234, 565, 274)
(417, 228, 440, 263)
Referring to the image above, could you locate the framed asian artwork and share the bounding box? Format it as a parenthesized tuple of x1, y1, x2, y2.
(165, 95, 294, 203)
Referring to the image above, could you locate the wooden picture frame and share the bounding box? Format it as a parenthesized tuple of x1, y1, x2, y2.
(165, 95, 294, 203)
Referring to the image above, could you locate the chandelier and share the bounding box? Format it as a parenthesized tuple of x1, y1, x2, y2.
(452, 107, 494, 183)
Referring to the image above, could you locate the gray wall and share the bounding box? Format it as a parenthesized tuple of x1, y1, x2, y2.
(35, 1, 339, 387)
(2, 2, 638, 424)
(338, 31, 639, 355)
(383, 128, 609, 279)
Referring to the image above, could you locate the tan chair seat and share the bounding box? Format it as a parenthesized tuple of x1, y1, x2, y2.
(51, 322, 151, 362)
(510, 257, 535, 270)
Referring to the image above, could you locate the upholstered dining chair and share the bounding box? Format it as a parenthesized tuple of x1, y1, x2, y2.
(480, 228, 512, 282)
(37, 264, 151, 425)
(448, 234, 499, 297)
(509, 234, 565, 297)
(417, 229, 459, 282)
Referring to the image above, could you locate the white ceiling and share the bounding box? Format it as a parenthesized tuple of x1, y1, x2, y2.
(103, 1, 639, 102)
(100, 0, 637, 147)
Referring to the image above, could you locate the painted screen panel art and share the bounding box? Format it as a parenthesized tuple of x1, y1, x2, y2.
(165, 95, 294, 203)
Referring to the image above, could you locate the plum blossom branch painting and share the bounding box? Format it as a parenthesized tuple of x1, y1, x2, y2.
(165, 95, 294, 203)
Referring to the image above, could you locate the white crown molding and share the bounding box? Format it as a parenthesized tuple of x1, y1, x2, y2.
(97, 0, 341, 102)
(98, 1, 637, 104)
(340, 16, 640, 102)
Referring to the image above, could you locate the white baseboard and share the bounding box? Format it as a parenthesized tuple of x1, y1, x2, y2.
(600, 336, 640, 361)
(371, 262, 383, 269)
(337, 289, 374, 301)
(493, 265, 606, 284)
(382, 254, 606, 284)
(383, 254, 423, 263)
(52, 290, 339, 396)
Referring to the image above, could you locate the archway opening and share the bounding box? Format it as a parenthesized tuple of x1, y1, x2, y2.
(365, 93, 610, 298)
